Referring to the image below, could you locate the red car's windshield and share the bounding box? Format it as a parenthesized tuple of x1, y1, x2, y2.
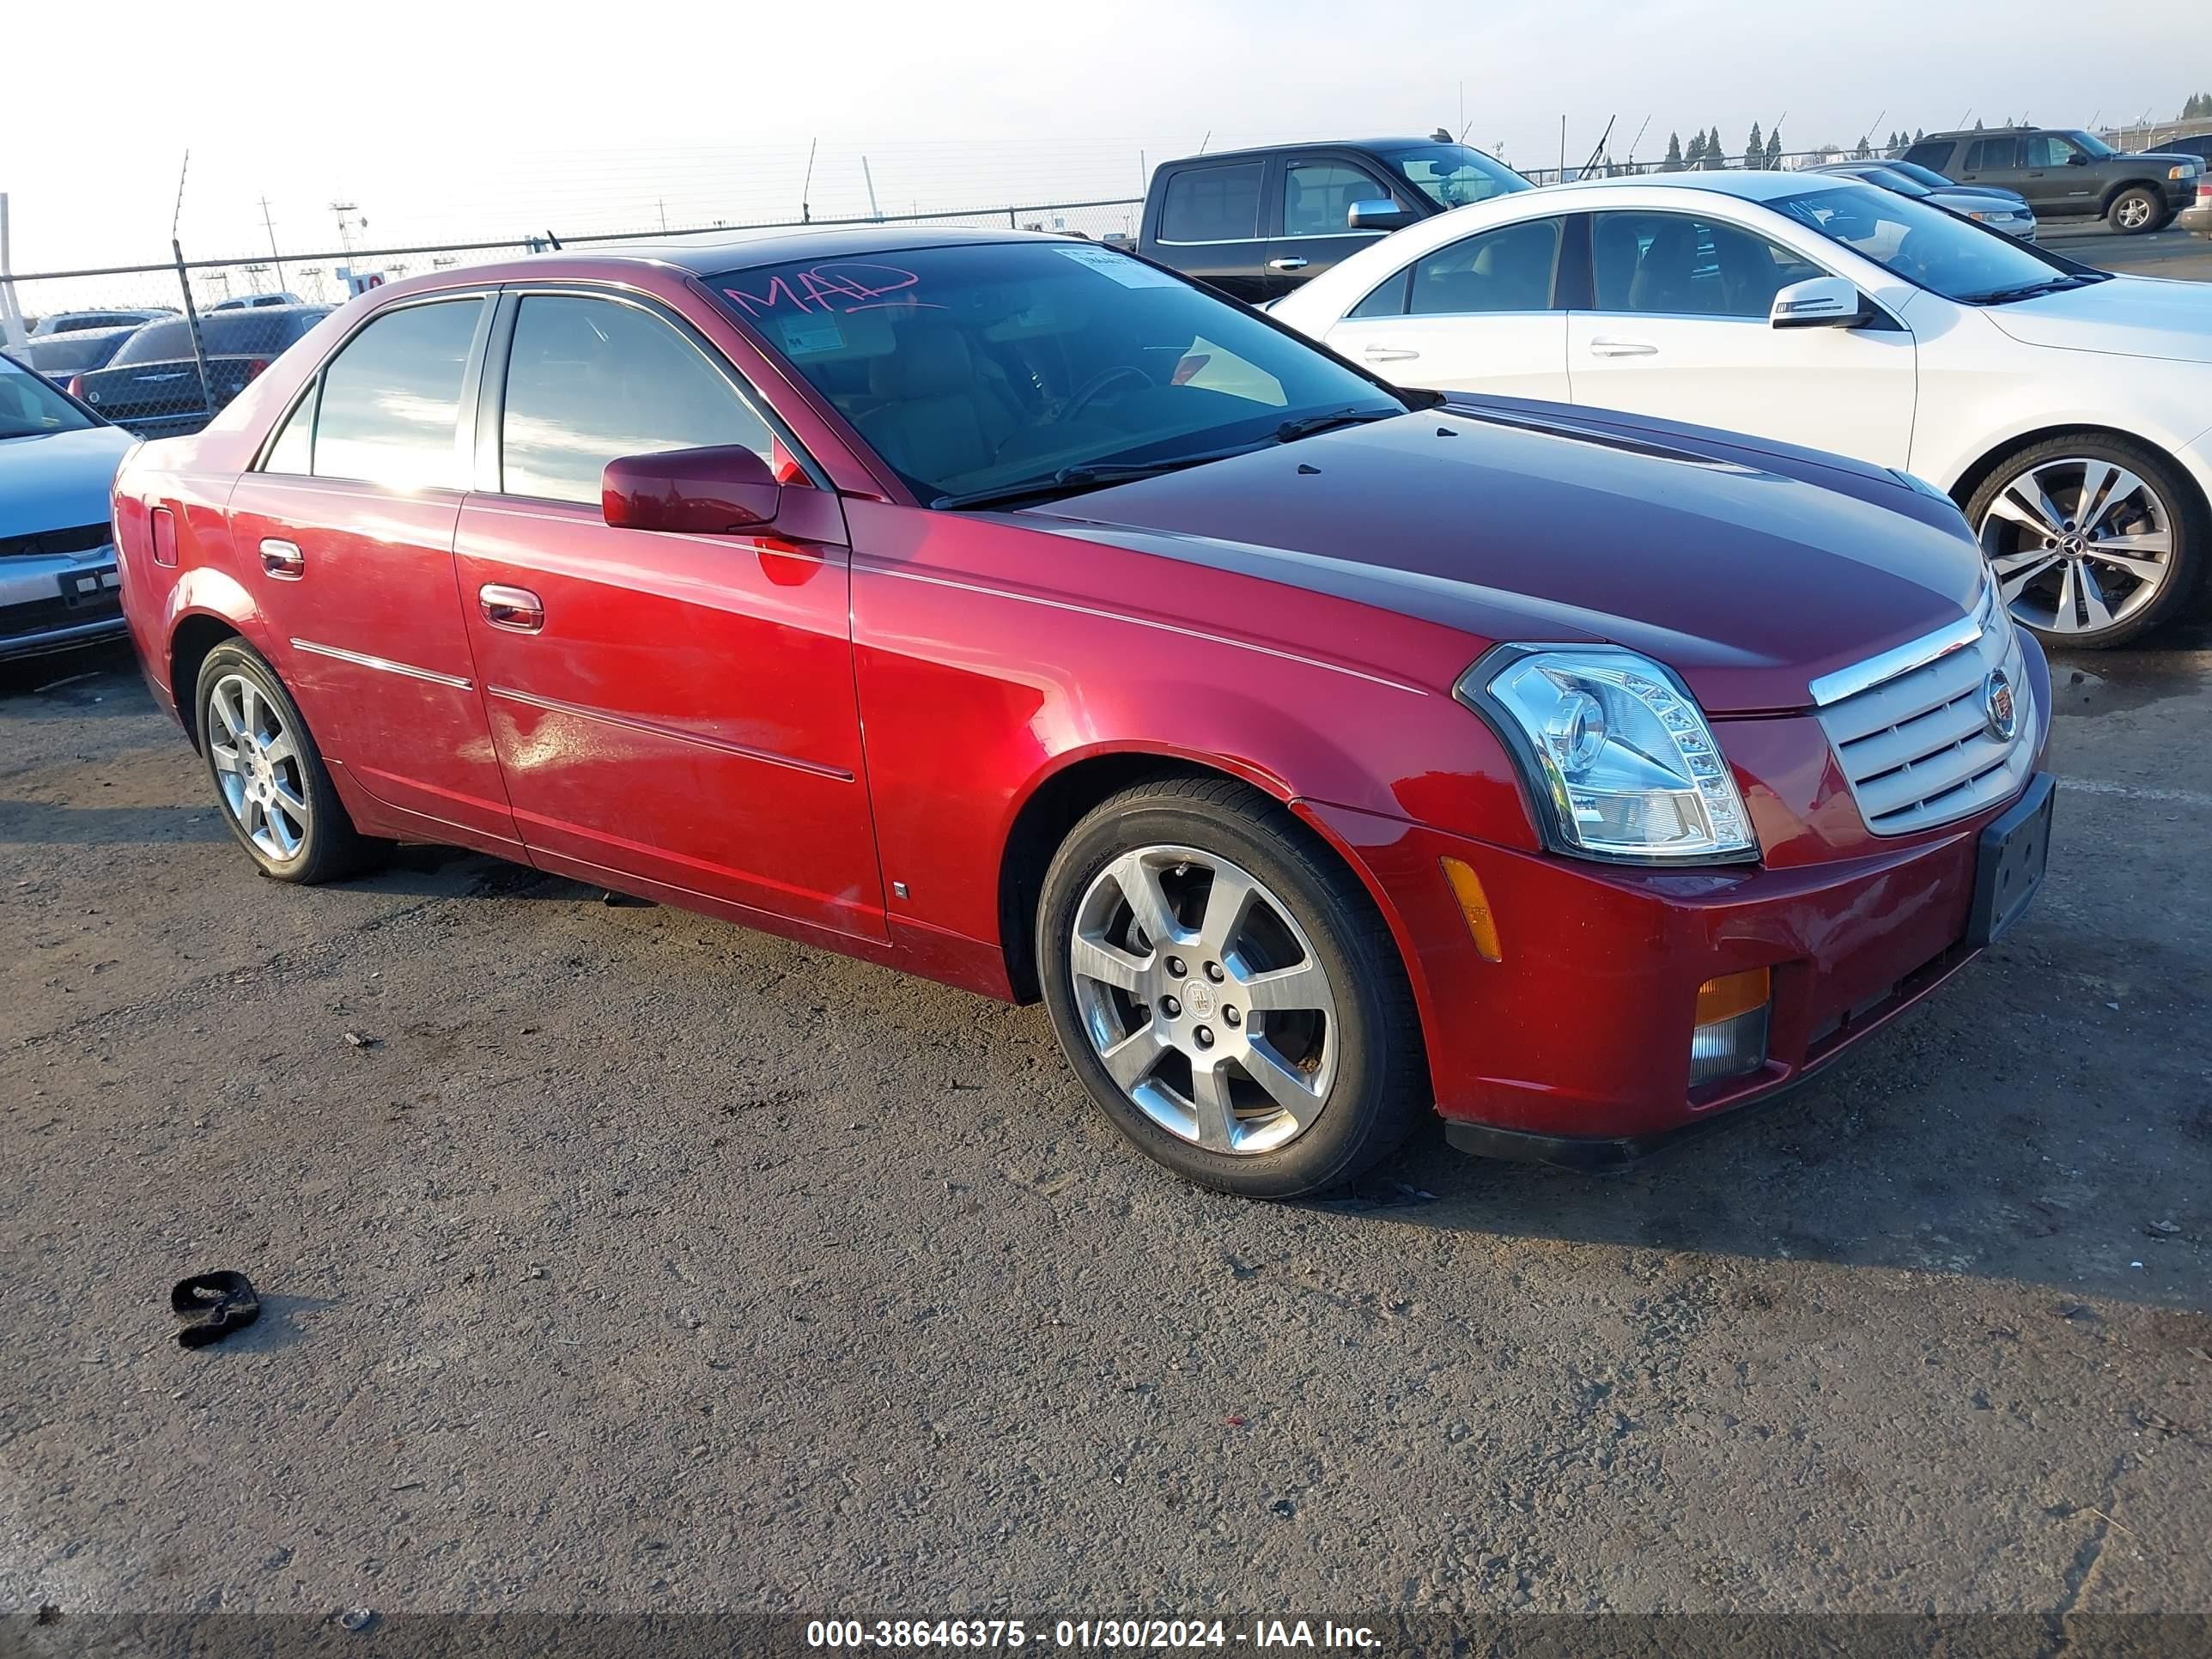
(710, 240, 1401, 505)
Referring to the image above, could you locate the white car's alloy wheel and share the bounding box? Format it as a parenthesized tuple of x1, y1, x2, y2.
(1978, 456, 2175, 641)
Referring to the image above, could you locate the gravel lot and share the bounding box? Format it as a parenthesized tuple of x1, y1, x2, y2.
(5, 228, 2211, 1629)
(4, 614, 2209, 1625)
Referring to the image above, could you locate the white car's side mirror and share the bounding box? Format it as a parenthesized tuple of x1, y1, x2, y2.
(1770, 276, 1871, 329)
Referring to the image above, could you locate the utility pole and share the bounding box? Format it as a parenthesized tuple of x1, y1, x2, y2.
(258, 196, 287, 289)
(861, 156, 883, 222)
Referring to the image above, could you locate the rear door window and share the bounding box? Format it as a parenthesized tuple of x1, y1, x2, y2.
(1407, 218, 1565, 314)
(1158, 163, 1264, 242)
(1965, 137, 2021, 170)
(312, 298, 484, 490)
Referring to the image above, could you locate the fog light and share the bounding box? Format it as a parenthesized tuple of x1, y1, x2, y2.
(1690, 967, 1770, 1085)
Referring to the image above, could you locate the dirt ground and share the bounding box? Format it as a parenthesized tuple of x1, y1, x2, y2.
(3, 604, 2208, 1628)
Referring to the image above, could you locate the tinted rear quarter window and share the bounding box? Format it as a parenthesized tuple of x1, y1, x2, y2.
(1159, 162, 1264, 242)
(111, 319, 194, 366)
(313, 298, 484, 490)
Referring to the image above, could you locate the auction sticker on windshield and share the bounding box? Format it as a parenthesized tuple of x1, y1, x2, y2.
(1054, 245, 1182, 288)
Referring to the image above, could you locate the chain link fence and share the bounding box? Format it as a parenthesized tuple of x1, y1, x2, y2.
(2, 197, 1142, 437)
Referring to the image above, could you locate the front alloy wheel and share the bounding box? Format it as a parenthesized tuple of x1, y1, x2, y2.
(1972, 441, 2199, 648)
(1037, 777, 1425, 1197)
(1070, 845, 1338, 1156)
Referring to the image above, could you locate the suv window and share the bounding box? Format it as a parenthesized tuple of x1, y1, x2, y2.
(1900, 140, 1954, 172)
(2021, 133, 2075, 167)
(1965, 137, 2021, 170)
(1282, 163, 1387, 237)
(1592, 212, 1824, 318)
(498, 295, 778, 505)
(1158, 163, 1264, 243)
(313, 298, 483, 490)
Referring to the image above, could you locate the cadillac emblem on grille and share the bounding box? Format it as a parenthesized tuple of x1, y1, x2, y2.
(1983, 668, 2018, 743)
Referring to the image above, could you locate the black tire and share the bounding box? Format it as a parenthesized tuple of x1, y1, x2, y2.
(1036, 775, 1427, 1198)
(1964, 433, 2207, 650)
(194, 641, 387, 884)
(2106, 185, 2164, 234)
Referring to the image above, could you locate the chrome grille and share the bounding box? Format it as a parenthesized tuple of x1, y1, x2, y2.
(1812, 586, 2036, 836)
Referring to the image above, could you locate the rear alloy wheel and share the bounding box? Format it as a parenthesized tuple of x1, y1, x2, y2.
(2106, 186, 2164, 234)
(1969, 437, 2203, 648)
(1037, 777, 1425, 1197)
(196, 641, 386, 884)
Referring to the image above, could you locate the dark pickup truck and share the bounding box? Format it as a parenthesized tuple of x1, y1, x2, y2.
(1901, 127, 2202, 234)
(1137, 137, 1533, 303)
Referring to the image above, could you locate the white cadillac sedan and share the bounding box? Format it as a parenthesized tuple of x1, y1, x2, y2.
(1271, 171, 2212, 648)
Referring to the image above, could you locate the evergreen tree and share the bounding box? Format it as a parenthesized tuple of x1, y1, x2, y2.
(1914, 126, 1925, 143)
(1745, 123, 1764, 169)
(1853, 133, 1873, 159)
(1706, 126, 1726, 169)
(1664, 131, 1683, 167)
(1765, 128, 1783, 167)
(1684, 131, 1705, 167)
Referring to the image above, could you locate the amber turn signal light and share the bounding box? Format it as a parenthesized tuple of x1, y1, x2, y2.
(1439, 857, 1502, 963)
(1694, 966, 1771, 1026)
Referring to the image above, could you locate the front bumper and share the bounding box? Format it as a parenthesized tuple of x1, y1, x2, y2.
(0, 548, 127, 660)
(1308, 676, 2052, 1153)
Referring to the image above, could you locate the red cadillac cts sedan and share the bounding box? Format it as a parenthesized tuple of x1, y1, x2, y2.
(110, 228, 2054, 1196)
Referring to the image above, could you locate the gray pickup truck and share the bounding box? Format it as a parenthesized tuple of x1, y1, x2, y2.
(1901, 127, 2201, 234)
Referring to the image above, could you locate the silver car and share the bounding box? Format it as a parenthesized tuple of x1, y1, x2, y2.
(1811, 161, 2039, 241)
(0, 353, 137, 660)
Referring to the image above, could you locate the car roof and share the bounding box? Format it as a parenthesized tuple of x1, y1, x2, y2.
(1540, 169, 1836, 203)
(1158, 138, 1444, 166)
(544, 222, 1066, 277)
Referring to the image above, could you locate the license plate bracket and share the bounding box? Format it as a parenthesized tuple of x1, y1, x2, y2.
(57, 566, 120, 608)
(1967, 772, 2054, 948)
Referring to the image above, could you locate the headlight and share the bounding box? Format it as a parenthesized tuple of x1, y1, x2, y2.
(1462, 647, 1757, 863)
(2172, 165, 2197, 181)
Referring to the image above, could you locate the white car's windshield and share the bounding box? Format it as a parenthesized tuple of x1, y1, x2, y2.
(1770, 185, 2100, 304)
(0, 355, 97, 437)
(714, 240, 1406, 507)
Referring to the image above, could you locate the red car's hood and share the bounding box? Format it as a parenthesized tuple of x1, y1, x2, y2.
(1022, 399, 1987, 714)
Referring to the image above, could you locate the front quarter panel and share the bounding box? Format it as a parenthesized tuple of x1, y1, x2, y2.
(845, 501, 1542, 978)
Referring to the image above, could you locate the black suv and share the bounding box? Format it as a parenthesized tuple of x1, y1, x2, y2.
(1901, 128, 2201, 234)
(1137, 137, 1533, 302)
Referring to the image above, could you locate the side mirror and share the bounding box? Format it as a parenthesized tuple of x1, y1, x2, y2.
(1346, 198, 1415, 232)
(603, 444, 780, 533)
(1769, 276, 1872, 330)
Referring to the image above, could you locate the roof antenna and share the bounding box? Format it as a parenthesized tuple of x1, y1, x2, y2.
(543, 228, 562, 250)
(1577, 114, 1616, 180)
(1623, 113, 1652, 168)
(801, 137, 818, 223)
(1196, 130, 1211, 155)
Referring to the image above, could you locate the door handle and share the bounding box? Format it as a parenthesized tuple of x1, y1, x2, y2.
(1588, 337, 1659, 357)
(1267, 257, 1310, 272)
(259, 538, 305, 580)
(1361, 343, 1420, 362)
(478, 584, 545, 634)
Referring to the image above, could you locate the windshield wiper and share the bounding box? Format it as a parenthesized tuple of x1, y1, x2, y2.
(1274, 405, 1401, 442)
(932, 456, 1222, 512)
(1965, 273, 2107, 305)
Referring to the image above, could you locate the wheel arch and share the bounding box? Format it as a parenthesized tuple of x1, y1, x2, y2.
(1944, 423, 2212, 530)
(993, 746, 1424, 1021)
(2096, 177, 2168, 215)
(168, 612, 245, 750)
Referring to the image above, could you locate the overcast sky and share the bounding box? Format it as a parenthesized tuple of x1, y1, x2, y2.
(5, 0, 2204, 284)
